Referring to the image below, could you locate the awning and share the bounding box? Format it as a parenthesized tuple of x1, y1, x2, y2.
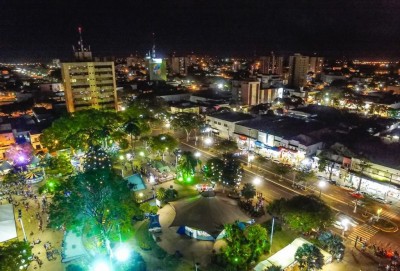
(0, 204, 17, 242)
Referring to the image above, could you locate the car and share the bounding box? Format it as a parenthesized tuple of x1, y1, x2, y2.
(349, 191, 364, 199)
(334, 213, 359, 229)
(372, 196, 392, 205)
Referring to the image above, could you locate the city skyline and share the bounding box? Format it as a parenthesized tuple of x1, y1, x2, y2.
(1, 0, 400, 61)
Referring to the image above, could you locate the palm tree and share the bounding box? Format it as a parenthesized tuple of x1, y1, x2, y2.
(177, 151, 199, 182)
(123, 119, 141, 151)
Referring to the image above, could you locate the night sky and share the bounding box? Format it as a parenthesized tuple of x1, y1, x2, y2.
(1, 0, 400, 62)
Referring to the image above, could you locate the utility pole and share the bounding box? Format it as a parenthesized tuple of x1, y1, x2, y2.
(269, 217, 275, 253)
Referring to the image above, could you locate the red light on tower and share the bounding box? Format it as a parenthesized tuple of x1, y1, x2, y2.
(78, 27, 82, 34)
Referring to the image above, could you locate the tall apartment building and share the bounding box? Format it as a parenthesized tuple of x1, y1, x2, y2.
(259, 52, 284, 75)
(309, 56, 324, 74)
(61, 62, 118, 113)
(232, 79, 261, 106)
(61, 27, 118, 113)
(170, 56, 189, 75)
(288, 54, 310, 88)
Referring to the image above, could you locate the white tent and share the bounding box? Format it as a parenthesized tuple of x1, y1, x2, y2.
(0, 204, 17, 243)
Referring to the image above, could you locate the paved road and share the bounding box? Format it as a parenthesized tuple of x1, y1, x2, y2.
(180, 140, 400, 252)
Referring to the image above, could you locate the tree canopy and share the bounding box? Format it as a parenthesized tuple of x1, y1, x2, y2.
(269, 195, 333, 233)
(218, 139, 238, 154)
(176, 151, 200, 183)
(40, 109, 125, 151)
(0, 241, 32, 271)
(149, 134, 178, 155)
(171, 112, 204, 141)
(203, 154, 243, 187)
(48, 168, 140, 253)
(295, 243, 324, 271)
(222, 223, 269, 270)
(241, 183, 256, 201)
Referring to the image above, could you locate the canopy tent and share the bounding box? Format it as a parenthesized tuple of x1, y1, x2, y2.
(0, 161, 13, 175)
(0, 204, 17, 243)
(24, 171, 43, 184)
(169, 194, 250, 238)
(155, 161, 170, 173)
(61, 230, 87, 263)
(254, 237, 332, 271)
(149, 214, 162, 233)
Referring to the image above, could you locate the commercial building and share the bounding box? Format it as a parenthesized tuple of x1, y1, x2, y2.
(61, 62, 118, 113)
(205, 112, 254, 139)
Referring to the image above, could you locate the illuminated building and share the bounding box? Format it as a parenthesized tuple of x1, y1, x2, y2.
(288, 54, 309, 88)
(61, 28, 117, 113)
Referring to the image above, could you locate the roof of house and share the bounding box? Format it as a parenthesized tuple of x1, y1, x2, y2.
(207, 112, 254, 123)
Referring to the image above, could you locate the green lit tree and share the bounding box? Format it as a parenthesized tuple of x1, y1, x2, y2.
(266, 265, 282, 271)
(221, 153, 243, 187)
(149, 134, 178, 160)
(318, 231, 345, 261)
(295, 243, 324, 270)
(123, 119, 141, 151)
(0, 241, 32, 271)
(171, 112, 204, 142)
(156, 187, 166, 201)
(176, 151, 200, 183)
(48, 168, 140, 254)
(222, 223, 269, 270)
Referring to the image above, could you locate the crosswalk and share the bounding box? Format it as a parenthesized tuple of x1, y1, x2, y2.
(347, 224, 378, 243)
(380, 210, 399, 221)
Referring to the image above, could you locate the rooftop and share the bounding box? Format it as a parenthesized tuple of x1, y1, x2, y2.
(207, 112, 254, 122)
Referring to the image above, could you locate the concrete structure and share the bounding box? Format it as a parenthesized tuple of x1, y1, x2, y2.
(231, 79, 261, 105)
(321, 72, 347, 84)
(61, 62, 118, 112)
(259, 53, 284, 75)
(288, 53, 309, 88)
(169, 102, 200, 114)
(309, 56, 324, 74)
(205, 112, 254, 139)
(169, 56, 190, 75)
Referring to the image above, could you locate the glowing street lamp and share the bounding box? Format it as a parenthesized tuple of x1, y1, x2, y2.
(194, 151, 201, 158)
(318, 180, 326, 198)
(248, 154, 255, 167)
(92, 259, 111, 271)
(341, 219, 349, 237)
(377, 208, 383, 220)
(253, 177, 261, 186)
(139, 151, 145, 157)
(204, 137, 213, 147)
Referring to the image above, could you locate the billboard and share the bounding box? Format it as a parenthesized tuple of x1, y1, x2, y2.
(149, 58, 167, 81)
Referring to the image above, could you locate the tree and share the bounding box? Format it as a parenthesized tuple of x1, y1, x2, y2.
(318, 231, 345, 261)
(171, 112, 204, 141)
(156, 187, 166, 201)
(241, 183, 256, 201)
(266, 266, 282, 271)
(44, 153, 74, 177)
(281, 195, 334, 233)
(0, 241, 32, 271)
(165, 186, 178, 201)
(149, 134, 178, 160)
(40, 109, 124, 152)
(356, 158, 371, 191)
(218, 139, 238, 154)
(176, 151, 200, 183)
(295, 243, 324, 271)
(83, 145, 112, 172)
(222, 223, 269, 270)
(204, 157, 224, 183)
(123, 118, 141, 151)
(296, 171, 316, 183)
(48, 168, 140, 254)
(221, 153, 243, 188)
(272, 163, 290, 176)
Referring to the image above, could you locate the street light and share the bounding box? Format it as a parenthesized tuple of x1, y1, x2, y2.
(194, 151, 201, 158)
(114, 244, 131, 262)
(204, 137, 213, 147)
(92, 259, 111, 271)
(318, 180, 326, 198)
(253, 177, 261, 186)
(341, 219, 349, 237)
(248, 154, 254, 167)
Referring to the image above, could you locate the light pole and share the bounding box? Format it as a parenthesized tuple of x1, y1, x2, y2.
(377, 208, 383, 220)
(353, 199, 358, 213)
(248, 154, 254, 167)
(18, 218, 27, 242)
(318, 180, 326, 198)
(341, 219, 349, 237)
(204, 137, 213, 148)
(269, 217, 275, 253)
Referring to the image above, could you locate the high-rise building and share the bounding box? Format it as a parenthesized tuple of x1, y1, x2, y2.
(288, 54, 310, 88)
(170, 56, 189, 75)
(61, 62, 118, 113)
(309, 56, 324, 74)
(61, 28, 117, 113)
(259, 52, 284, 75)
